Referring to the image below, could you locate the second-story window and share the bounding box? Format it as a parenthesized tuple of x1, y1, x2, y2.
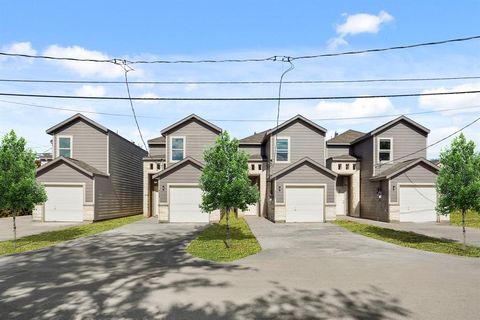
(58, 136, 72, 158)
(276, 137, 289, 162)
(171, 137, 185, 162)
(378, 138, 392, 162)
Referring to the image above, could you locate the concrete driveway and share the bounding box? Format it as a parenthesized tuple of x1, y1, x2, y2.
(0, 215, 84, 241)
(0, 217, 479, 319)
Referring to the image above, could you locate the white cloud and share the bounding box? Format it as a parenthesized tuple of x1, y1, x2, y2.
(2, 41, 37, 55)
(282, 97, 396, 123)
(75, 85, 106, 97)
(337, 11, 394, 36)
(43, 45, 125, 78)
(419, 82, 480, 113)
(328, 11, 394, 50)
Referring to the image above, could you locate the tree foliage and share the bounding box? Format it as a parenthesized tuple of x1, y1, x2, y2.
(0, 130, 47, 245)
(199, 131, 259, 247)
(436, 133, 480, 249)
(436, 133, 480, 215)
(199, 131, 259, 213)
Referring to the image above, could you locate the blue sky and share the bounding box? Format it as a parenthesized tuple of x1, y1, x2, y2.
(1, 1, 480, 157)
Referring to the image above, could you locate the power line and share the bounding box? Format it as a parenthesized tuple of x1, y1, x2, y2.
(117, 61, 148, 150)
(1, 75, 480, 85)
(1, 35, 479, 64)
(0, 89, 479, 101)
(290, 35, 480, 60)
(1, 98, 480, 122)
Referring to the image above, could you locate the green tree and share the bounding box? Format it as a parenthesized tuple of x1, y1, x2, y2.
(0, 130, 47, 248)
(199, 131, 259, 247)
(436, 133, 480, 249)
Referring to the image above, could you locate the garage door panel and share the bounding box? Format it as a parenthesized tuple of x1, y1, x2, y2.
(399, 186, 437, 222)
(44, 186, 84, 222)
(169, 186, 208, 223)
(286, 187, 324, 222)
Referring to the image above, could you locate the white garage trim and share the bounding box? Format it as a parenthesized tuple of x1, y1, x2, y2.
(41, 182, 92, 205)
(42, 183, 86, 222)
(160, 182, 198, 205)
(398, 184, 438, 222)
(167, 183, 208, 223)
(284, 184, 326, 222)
(389, 182, 435, 205)
(275, 182, 333, 205)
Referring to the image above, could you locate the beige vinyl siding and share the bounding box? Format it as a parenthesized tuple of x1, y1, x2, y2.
(36, 162, 94, 203)
(94, 132, 147, 220)
(158, 163, 202, 202)
(374, 121, 427, 175)
(352, 137, 389, 221)
(270, 122, 326, 175)
(53, 119, 108, 173)
(389, 163, 437, 203)
(240, 145, 264, 160)
(327, 145, 350, 158)
(274, 163, 336, 203)
(165, 120, 219, 166)
(149, 144, 165, 157)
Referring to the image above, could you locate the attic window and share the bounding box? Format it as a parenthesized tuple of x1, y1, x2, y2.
(378, 138, 392, 162)
(57, 136, 72, 158)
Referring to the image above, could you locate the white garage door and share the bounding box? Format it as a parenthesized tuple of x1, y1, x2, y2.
(286, 187, 325, 222)
(44, 185, 84, 222)
(399, 186, 437, 222)
(169, 186, 209, 223)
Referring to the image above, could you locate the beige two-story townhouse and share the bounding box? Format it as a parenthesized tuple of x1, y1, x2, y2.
(34, 114, 147, 222)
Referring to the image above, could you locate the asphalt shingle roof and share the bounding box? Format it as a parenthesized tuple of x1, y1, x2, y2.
(327, 130, 365, 145)
(239, 130, 268, 144)
(147, 136, 166, 144)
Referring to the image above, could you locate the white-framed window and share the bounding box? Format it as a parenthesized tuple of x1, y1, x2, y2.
(378, 138, 392, 162)
(57, 136, 72, 158)
(275, 137, 290, 163)
(170, 136, 185, 162)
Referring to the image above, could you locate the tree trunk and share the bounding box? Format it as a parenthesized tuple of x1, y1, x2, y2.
(13, 209, 17, 249)
(225, 207, 231, 248)
(462, 208, 466, 250)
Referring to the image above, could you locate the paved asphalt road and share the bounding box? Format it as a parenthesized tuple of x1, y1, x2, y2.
(0, 216, 479, 319)
(0, 215, 84, 241)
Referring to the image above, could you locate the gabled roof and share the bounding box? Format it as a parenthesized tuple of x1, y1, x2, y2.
(270, 157, 337, 179)
(370, 157, 439, 181)
(266, 115, 327, 136)
(352, 116, 430, 145)
(147, 136, 166, 145)
(239, 130, 268, 145)
(152, 157, 204, 179)
(326, 130, 365, 146)
(160, 114, 222, 135)
(36, 156, 109, 177)
(46, 113, 108, 135)
(239, 115, 327, 145)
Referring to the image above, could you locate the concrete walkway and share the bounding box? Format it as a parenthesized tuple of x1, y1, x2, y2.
(0, 215, 84, 241)
(339, 216, 480, 247)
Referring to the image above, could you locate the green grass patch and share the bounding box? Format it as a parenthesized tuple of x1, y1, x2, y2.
(0, 214, 143, 256)
(187, 213, 261, 262)
(450, 210, 480, 229)
(334, 220, 480, 257)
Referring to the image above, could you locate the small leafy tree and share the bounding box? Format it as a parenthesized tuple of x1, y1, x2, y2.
(0, 130, 47, 248)
(199, 131, 259, 248)
(436, 133, 480, 249)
